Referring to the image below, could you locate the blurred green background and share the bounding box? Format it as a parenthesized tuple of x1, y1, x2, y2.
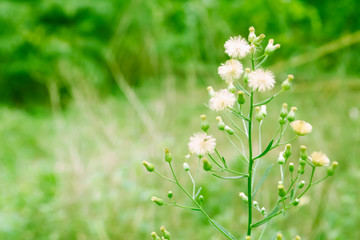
(0, 0, 359, 239)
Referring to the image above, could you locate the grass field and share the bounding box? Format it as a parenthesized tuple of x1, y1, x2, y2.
(1, 0, 360, 239)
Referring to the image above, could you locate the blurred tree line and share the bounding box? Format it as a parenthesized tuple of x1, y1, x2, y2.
(0, 0, 359, 107)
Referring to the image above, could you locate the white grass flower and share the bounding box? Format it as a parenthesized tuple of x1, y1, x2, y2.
(248, 69, 275, 92)
(290, 120, 312, 136)
(224, 36, 251, 59)
(218, 59, 244, 84)
(209, 89, 236, 111)
(310, 151, 330, 167)
(188, 132, 216, 156)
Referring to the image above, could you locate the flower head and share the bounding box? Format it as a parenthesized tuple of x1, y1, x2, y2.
(209, 89, 236, 111)
(248, 69, 275, 92)
(290, 120, 312, 136)
(218, 59, 244, 84)
(188, 132, 216, 156)
(224, 36, 251, 59)
(310, 151, 330, 167)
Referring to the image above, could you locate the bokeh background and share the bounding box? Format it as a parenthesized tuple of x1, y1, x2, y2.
(1, 0, 360, 239)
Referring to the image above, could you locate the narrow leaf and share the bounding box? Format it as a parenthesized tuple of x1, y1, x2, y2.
(195, 187, 202, 198)
(252, 163, 273, 198)
(212, 174, 247, 180)
(211, 219, 237, 240)
(254, 96, 274, 107)
(254, 140, 274, 160)
(290, 189, 295, 201)
(191, 208, 202, 211)
(251, 210, 282, 228)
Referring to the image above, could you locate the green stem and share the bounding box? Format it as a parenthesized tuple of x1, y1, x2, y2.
(298, 167, 316, 198)
(247, 91, 254, 237)
(168, 163, 234, 240)
(154, 170, 176, 183)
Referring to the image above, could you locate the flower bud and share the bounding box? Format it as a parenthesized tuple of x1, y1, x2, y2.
(294, 235, 301, 240)
(253, 201, 259, 208)
(297, 165, 305, 175)
(255, 105, 267, 122)
(207, 86, 215, 97)
(250, 44, 256, 54)
(239, 192, 248, 203)
(327, 161, 338, 176)
(298, 180, 305, 189)
(160, 226, 171, 240)
(167, 191, 173, 199)
(216, 116, 225, 130)
(237, 91, 245, 105)
(165, 148, 172, 163)
(244, 68, 251, 84)
(254, 34, 266, 44)
(202, 158, 212, 171)
(277, 151, 285, 165)
(281, 75, 294, 91)
(261, 207, 267, 216)
(287, 107, 297, 122)
(151, 196, 164, 206)
(225, 125, 234, 135)
(151, 232, 161, 240)
(142, 161, 155, 172)
(183, 163, 190, 171)
(289, 162, 294, 172)
(199, 195, 204, 204)
(276, 233, 283, 240)
(300, 145, 308, 160)
(255, 107, 262, 121)
(265, 39, 280, 55)
(284, 144, 292, 158)
(228, 82, 236, 93)
(279, 117, 286, 125)
(280, 103, 288, 118)
(200, 114, 209, 132)
(248, 26, 256, 43)
(293, 198, 300, 206)
(246, 236, 252, 240)
(278, 182, 286, 197)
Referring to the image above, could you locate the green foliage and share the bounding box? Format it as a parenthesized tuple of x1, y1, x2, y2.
(0, 0, 359, 239)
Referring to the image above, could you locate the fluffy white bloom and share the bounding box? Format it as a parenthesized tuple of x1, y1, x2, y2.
(209, 89, 236, 111)
(224, 36, 251, 59)
(290, 120, 312, 136)
(248, 69, 275, 92)
(217, 59, 244, 83)
(188, 133, 216, 156)
(310, 151, 330, 167)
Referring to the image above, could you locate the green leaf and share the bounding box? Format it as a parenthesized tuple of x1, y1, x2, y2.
(253, 140, 274, 160)
(212, 174, 247, 180)
(251, 209, 282, 228)
(252, 164, 273, 198)
(290, 189, 295, 201)
(195, 187, 202, 198)
(191, 208, 201, 211)
(254, 96, 275, 107)
(211, 219, 237, 240)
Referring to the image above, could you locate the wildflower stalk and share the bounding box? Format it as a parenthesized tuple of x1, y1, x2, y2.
(145, 27, 337, 239)
(247, 89, 254, 236)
